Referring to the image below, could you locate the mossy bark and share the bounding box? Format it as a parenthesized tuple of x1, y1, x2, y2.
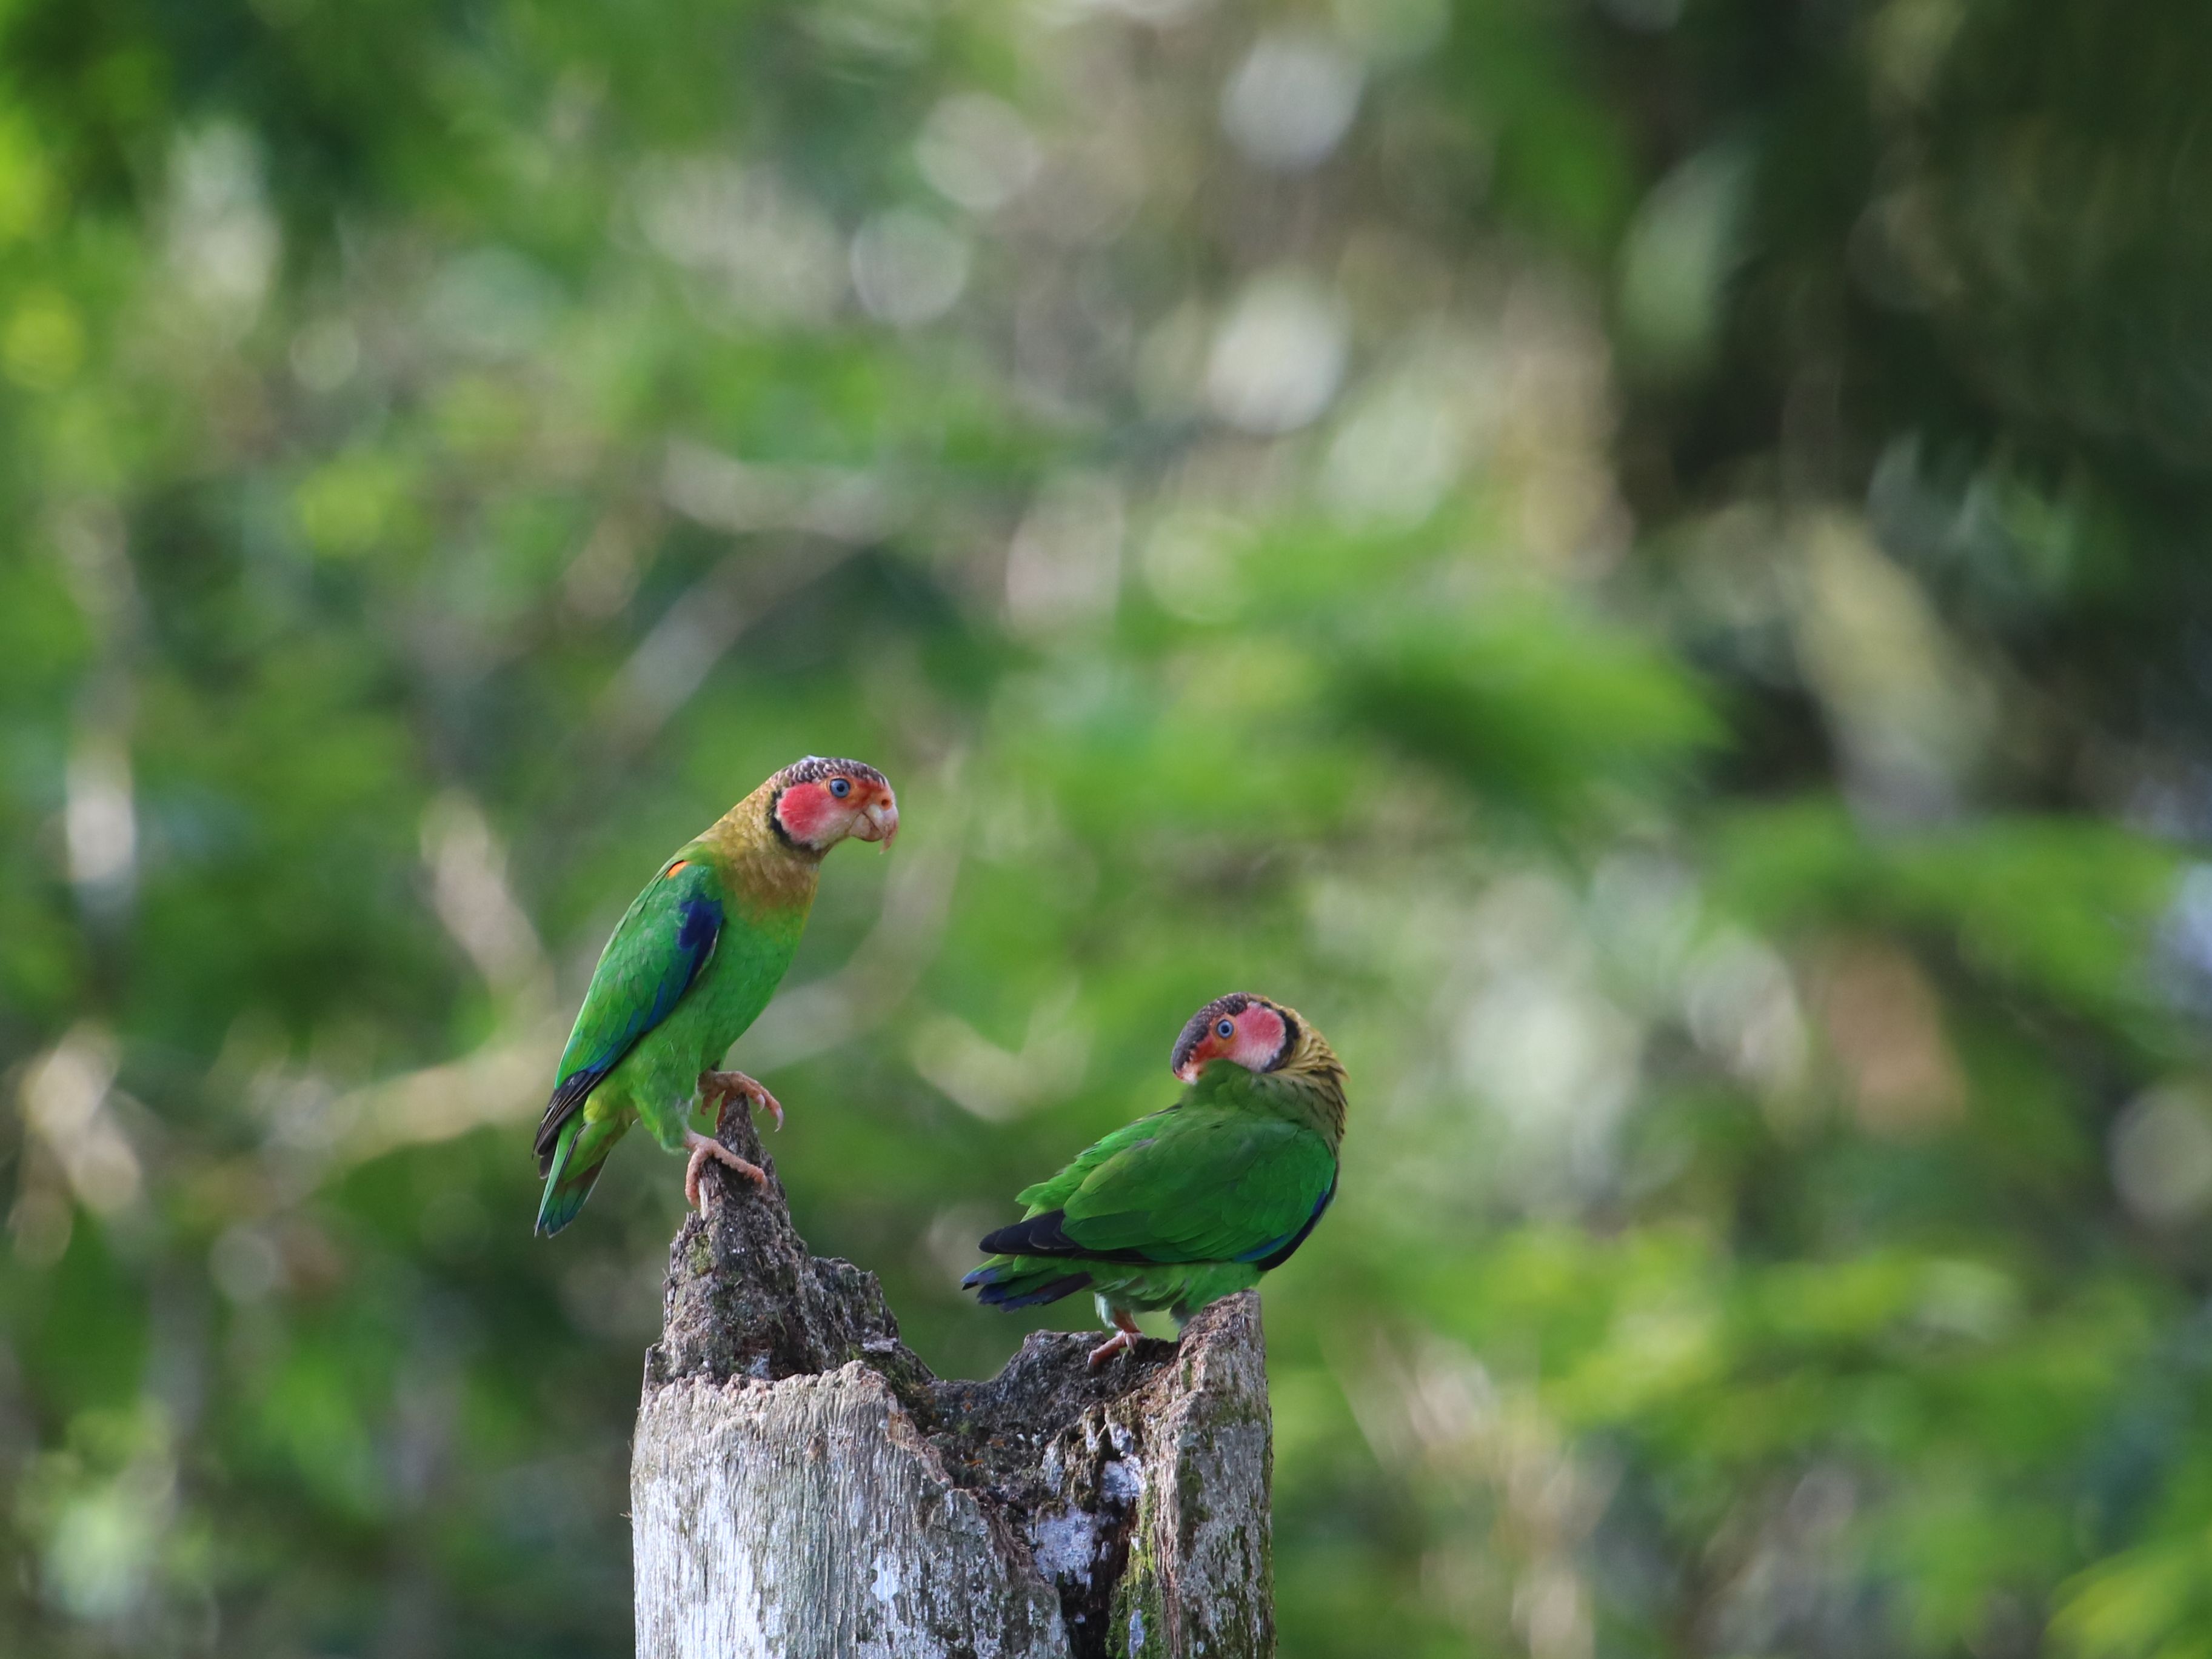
(630, 1111, 1275, 1658)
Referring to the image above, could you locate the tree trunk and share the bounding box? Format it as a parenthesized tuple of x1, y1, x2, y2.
(630, 1110, 1275, 1659)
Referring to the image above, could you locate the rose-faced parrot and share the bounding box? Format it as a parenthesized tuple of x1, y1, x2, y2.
(963, 993, 1346, 1364)
(533, 756, 898, 1235)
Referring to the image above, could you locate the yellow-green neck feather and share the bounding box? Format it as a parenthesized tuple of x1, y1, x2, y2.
(698, 779, 823, 916)
(1257, 1009, 1349, 1150)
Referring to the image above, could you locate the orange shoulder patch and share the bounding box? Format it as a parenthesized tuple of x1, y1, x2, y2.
(665, 860, 690, 877)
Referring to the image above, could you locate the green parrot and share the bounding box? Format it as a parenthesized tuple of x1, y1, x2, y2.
(963, 993, 1348, 1364)
(533, 756, 898, 1235)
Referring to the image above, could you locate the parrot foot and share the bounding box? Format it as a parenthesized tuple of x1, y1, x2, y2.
(1087, 1310, 1144, 1368)
(701, 1069, 784, 1133)
(683, 1128, 768, 1213)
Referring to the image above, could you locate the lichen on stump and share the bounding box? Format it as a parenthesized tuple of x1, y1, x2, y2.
(630, 1110, 1275, 1659)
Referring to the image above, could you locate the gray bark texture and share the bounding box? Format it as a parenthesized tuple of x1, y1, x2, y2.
(630, 1110, 1276, 1659)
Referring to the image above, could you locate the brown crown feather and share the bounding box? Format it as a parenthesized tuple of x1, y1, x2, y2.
(774, 756, 888, 792)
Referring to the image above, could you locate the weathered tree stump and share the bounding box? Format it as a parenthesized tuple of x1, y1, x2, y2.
(630, 1109, 1275, 1659)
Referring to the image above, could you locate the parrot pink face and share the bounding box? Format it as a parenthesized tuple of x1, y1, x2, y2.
(771, 757, 898, 852)
(1171, 992, 1296, 1083)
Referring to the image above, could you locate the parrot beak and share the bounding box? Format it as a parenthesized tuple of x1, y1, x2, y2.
(1174, 1058, 1203, 1084)
(857, 798, 899, 847)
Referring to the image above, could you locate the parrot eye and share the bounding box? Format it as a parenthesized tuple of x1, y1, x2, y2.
(1215, 1018, 1235, 1040)
(829, 778, 851, 798)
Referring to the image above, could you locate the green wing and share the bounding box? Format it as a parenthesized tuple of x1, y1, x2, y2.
(1057, 1106, 1337, 1264)
(533, 856, 725, 1173)
(988, 1092, 1337, 1268)
(1013, 1110, 1176, 1211)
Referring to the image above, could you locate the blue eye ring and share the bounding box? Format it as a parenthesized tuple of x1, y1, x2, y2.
(1215, 1019, 1235, 1040)
(829, 778, 851, 798)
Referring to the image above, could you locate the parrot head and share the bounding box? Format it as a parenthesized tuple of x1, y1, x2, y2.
(770, 756, 899, 852)
(1171, 992, 1302, 1083)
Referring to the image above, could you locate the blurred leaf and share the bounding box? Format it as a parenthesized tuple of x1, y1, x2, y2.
(1335, 603, 1719, 826)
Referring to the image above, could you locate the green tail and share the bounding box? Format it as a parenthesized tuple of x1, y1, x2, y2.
(535, 1114, 629, 1236)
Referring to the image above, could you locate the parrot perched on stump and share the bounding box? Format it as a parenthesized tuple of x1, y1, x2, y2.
(963, 993, 1346, 1366)
(533, 756, 898, 1236)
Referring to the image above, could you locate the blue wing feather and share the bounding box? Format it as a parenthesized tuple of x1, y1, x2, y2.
(534, 866, 724, 1170)
(1236, 1173, 1337, 1267)
(567, 893, 720, 1075)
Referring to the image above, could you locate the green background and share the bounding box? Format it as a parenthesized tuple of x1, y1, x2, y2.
(5, 0, 2212, 1654)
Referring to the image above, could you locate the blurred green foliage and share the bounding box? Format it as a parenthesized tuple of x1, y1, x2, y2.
(3, 0, 2211, 1655)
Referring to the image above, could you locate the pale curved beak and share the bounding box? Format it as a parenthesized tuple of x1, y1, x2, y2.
(1174, 1059, 1203, 1084)
(857, 797, 900, 846)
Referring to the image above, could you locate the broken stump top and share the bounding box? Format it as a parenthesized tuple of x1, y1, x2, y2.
(635, 1112, 1275, 1659)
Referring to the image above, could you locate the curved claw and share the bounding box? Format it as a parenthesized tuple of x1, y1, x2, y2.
(1086, 1329, 1138, 1367)
(700, 1070, 785, 1133)
(1087, 1309, 1144, 1368)
(683, 1128, 767, 1213)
